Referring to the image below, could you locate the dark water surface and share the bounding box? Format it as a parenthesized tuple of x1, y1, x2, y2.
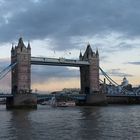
(0, 105, 140, 140)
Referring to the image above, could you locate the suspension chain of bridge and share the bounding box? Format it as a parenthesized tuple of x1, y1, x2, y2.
(0, 62, 17, 80)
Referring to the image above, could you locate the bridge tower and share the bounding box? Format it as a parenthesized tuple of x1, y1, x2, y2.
(79, 44, 106, 105)
(80, 44, 99, 94)
(6, 38, 37, 109)
(11, 37, 31, 94)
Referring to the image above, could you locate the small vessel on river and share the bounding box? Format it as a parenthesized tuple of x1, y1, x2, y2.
(50, 96, 75, 107)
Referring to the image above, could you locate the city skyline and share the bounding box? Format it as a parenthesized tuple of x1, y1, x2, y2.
(0, 0, 140, 93)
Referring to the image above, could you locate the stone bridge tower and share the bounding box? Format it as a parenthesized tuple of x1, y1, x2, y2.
(80, 44, 99, 94)
(6, 38, 37, 109)
(79, 44, 106, 105)
(11, 37, 31, 94)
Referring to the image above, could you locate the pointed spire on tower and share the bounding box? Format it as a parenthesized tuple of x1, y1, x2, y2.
(84, 43, 93, 58)
(96, 48, 99, 56)
(86, 43, 93, 53)
(18, 37, 23, 44)
(27, 41, 31, 49)
(79, 50, 82, 60)
(18, 37, 25, 48)
(11, 43, 14, 50)
(11, 43, 15, 55)
(18, 37, 26, 52)
(87, 42, 91, 49)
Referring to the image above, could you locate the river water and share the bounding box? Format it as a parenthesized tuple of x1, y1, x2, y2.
(0, 105, 140, 140)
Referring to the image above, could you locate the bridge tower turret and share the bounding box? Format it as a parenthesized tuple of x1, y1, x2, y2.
(7, 38, 37, 109)
(80, 44, 99, 94)
(79, 51, 83, 60)
(11, 37, 31, 94)
(79, 44, 106, 105)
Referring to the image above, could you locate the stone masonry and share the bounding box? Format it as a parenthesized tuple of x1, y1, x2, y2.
(80, 44, 99, 94)
(11, 37, 31, 94)
(7, 38, 37, 109)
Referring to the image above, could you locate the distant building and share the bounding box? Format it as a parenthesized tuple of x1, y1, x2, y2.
(62, 88, 80, 93)
(121, 77, 133, 91)
(121, 77, 129, 87)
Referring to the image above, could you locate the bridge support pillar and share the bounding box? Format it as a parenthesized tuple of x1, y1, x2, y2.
(6, 94, 37, 109)
(86, 93, 107, 105)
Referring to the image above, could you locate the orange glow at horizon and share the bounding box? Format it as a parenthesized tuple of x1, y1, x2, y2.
(31, 75, 140, 93)
(31, 77, 80, 92)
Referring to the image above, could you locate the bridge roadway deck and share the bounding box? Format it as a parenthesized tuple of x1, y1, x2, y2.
(1, 93, 140, 100)
(31, 57, 89, 67)
(37, 93, 86, 101)
(0, 93, 86, 100)
(106, 94, 140, 97)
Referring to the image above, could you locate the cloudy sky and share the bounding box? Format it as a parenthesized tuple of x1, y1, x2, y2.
(0, 0, 140, 93)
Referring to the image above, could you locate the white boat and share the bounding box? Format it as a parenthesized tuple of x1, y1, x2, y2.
(50, 96, 75, 107)
(50, 96, 57, 107)
(57, 101, 75, 107)
(65, 101, 76, 106)
(40, 100, 50, 105)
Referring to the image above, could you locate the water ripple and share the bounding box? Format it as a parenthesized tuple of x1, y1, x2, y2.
(0, 105, 139, 139)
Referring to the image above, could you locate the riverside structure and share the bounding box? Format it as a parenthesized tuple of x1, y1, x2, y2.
(6, 38, 106, 109)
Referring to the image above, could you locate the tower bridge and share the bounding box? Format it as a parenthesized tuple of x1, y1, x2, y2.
(5, 37, 106, 109)
(0, 37, 140, 108)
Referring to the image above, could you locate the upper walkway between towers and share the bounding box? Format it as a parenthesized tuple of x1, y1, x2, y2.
(31, 57, 89, 67)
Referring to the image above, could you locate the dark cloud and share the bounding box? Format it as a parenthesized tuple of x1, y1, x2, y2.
(0, 0, 140, 50)
(115, 41, 140, 52)
(100, 55, 110, 63)
(97, 40, 139, 55)
(127, 62, 140, 65)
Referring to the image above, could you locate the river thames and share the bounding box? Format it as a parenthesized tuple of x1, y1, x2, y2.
(0, 105, 140, 140)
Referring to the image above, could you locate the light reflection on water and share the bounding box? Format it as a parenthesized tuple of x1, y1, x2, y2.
(0, 105, 140, 140)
